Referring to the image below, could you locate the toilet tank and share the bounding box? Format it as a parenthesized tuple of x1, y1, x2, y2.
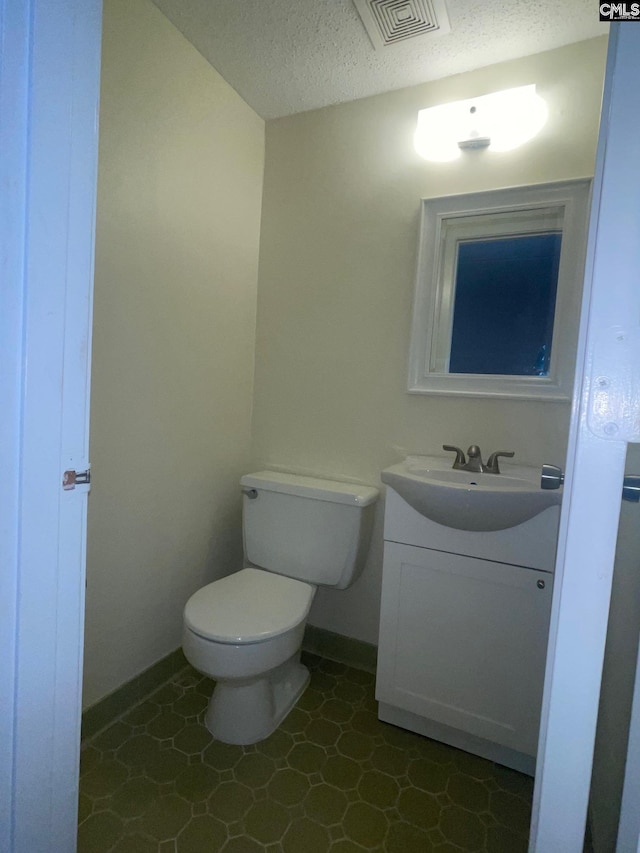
(240, 471, 379, 589)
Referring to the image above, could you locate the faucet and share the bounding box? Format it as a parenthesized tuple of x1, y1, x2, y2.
(484, 450, 515, 474)
(442, 444, 467, 469)
(443, 444, 483, 471)
(464, 445, 484, 473)
(443, 445, 514, 474)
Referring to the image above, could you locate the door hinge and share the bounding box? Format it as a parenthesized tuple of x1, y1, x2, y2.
(588, 325, 640, 442)
(63, 468, 91, 491)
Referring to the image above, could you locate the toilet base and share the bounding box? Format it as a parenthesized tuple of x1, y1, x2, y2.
(204, 653, 310, 745)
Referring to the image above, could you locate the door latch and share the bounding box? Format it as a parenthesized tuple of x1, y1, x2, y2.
(63, 468, 91, 491)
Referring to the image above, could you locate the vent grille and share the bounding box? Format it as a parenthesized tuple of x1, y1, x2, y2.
(353, 0, 451, 49)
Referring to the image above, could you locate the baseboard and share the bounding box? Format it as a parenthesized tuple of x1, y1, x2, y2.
(81, 648, 187, 741)
(303, 624, 378, 674)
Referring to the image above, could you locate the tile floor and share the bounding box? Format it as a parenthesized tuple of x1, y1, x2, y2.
(78, 654, 534, 853)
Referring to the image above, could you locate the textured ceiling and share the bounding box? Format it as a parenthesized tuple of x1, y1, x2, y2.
(151, 0, 607, 120)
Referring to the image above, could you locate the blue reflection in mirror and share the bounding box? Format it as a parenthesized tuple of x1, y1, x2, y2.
(449, 233, 562, 376)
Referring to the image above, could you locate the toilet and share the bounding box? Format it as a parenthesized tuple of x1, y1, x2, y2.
(182, 470, 378, 745)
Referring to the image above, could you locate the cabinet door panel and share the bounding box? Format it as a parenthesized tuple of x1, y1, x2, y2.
(376, 542, 552, 756)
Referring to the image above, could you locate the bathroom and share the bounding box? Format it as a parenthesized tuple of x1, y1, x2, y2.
(27, 0, 640, 850)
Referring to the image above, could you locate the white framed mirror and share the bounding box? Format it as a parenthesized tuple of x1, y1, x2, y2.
(408, 180, 591, 400)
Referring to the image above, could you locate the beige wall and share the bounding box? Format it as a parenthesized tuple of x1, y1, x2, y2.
(85, 16, 608, 701)
(251, 38, 608, 644)
(84, 0, 265, 707)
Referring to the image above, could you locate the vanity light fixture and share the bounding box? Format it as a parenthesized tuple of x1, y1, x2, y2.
(414, 84, 548, 162)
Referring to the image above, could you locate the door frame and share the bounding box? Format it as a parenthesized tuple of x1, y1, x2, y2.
(531, 23, 640, 852)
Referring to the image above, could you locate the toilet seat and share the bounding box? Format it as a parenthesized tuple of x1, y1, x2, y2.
(184, 568, 315, 644)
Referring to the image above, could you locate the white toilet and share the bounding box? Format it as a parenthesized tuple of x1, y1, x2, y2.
(182, 470, 378, 745)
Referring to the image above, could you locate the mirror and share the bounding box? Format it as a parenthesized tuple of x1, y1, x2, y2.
(408, 180, 591, 400)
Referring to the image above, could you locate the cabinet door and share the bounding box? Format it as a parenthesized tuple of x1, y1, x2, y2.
(376, 542, 552, 756)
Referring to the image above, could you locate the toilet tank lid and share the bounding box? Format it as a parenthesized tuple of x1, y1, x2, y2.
(240, 471, 379, 507)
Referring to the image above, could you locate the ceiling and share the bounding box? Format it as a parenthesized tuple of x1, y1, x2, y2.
(151, 0, 607, 120)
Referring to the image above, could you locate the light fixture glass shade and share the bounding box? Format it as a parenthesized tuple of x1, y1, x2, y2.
(414, 85, 548, 162)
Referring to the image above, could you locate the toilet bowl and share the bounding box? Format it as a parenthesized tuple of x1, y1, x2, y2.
(183, 567, 315, 744)
(182, 470, 378, 745)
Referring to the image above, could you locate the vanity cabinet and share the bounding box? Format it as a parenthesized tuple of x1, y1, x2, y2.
(376, 488, 559, 775)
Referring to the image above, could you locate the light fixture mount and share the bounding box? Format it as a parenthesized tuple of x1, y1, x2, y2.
(458, 136, 491, 150)
(414, 85, 548, 163)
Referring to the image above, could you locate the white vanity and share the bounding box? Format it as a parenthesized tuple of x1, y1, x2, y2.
(375, 456, 561, 775)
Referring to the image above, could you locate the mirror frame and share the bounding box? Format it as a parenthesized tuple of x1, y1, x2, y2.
(407, 179, 592, 400)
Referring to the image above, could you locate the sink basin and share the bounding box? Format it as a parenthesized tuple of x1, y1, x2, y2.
(381, 456, 561, 531)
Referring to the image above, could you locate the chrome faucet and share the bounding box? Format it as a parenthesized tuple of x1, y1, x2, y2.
(443, 445, 514, 474)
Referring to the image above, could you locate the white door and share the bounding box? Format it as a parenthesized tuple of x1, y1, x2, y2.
(531, 23, 640, 852)
(0, 1, 102, 852)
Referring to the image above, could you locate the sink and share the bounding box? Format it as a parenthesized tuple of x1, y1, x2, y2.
(381, 456, 561, 531)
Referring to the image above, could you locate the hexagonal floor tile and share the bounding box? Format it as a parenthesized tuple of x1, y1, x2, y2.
(320, 698, 354, 725)
(220, 837, 263, 853)
(109, 777, 159, 819)
(244, 799, 290, 843)
(336, 730, 374, 762)
(396, 786, 441, 831)
(146, 710, 185, 740)
(287, 742, 327, 775)
(175, 763, 219, 802)
(233, 752, 277, 787)
(343, 801, 389, 848)
(439, 804, 487, 850)
(267, 767, 311, 806)
(322, 755, 361, 791)
(385, 820, 433, 853)
(80, 658, 536, 853)
(140, 794, 192, 840)
(81, 760, 129, 800)
(490, 789, 532, 833)
(173, 723, 214, 755)
(176, 815, 227, 853)
(447, 771, 490, 812)
(208, 780, 254, 822)
(370, 743, 410, 777)
(282, 817, 331, 853)
(304, 783, 348, 825)
(305, 717, 341, 747)
(203, 739, 244, 771)
(408, 757, 451, 793)
(357, 769, 400, 809)
(116, 734, 159, 768)
(256, 727, 295, 759)
(110, 835, 157, 853)
(77, 811, 124, 853)
(172, 690, 209, 718)
(144, 745, 188, 783)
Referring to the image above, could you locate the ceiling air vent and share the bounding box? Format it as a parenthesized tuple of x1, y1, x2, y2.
(353, 0, 451, 50)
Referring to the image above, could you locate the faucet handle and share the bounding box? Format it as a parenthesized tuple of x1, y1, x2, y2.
(485, 450, 515, 474)
(443, 445, 466, 469)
